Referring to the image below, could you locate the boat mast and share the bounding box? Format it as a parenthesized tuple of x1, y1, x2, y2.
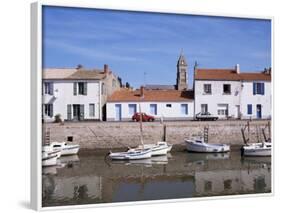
(139, 103, 144, 148)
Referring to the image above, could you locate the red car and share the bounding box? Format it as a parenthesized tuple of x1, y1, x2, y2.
(132, 113, 155, 122)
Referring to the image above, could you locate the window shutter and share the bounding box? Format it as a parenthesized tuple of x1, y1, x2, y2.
(84, 82, 87, 95)
(73, 82, 77, 96)
(49, 83, 54, 95)
(186, 104, 188, 115)
(67, 104, 72, 120)
(253, 83, 256, 95)
(50, 104, 53, 117)
(80, 105, 84, 120)
(261, 83, 265, 95)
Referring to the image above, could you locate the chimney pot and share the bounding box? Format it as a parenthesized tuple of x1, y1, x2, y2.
(104, 64, 109, 74)
(140, 86, 145, 98)
(235, 64, 240, 74)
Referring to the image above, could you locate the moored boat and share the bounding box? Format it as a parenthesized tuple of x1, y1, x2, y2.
(50, 142, 80, 156)
(109, 148, 152, 160)
(42, 152, 58, 167)
(242, 142, 271, 157)
(185, 138, 230, 153)
(130, 141, 172, 156)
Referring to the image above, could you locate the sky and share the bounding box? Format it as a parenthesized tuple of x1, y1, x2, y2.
(43, 6, 271, 88)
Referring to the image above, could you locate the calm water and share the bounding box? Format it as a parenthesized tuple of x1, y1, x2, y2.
(42, 151, 271, 207)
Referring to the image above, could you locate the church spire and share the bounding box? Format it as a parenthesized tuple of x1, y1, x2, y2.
(176, 50, 188, 90)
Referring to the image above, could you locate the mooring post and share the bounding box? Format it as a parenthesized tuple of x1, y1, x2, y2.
(163, 124, 167, 142)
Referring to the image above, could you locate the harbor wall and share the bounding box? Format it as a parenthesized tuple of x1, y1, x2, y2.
(43, 120, 271, 150)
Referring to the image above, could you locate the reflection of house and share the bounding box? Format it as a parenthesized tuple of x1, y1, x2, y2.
(42, 64, 120, 121)
(194, 168, 271, 196)
(194, 65, 271, 119)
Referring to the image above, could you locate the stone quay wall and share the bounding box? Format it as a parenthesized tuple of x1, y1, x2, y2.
(43, 120, 271, 151)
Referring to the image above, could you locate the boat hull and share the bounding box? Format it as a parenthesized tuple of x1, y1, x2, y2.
(109, 149, 152, 160)
(60, 146, 80, 156)
(185, 140, 230, 153)
(42, 154, 58, 167)
(135, 142, 173, 156)
(242, 147, 271, 157)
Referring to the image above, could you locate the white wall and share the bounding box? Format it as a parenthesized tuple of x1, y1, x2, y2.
(195, 80, 271, 119)
(42, 80, 101, 121)
(240, 81, 271, 119)
(107, 101, 194, 121)
(195, 80, 241, 118)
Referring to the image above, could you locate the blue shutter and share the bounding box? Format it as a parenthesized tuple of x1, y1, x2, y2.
(253, 83, 256, 95)
(261, 83, 265, 95)
(247, 104, 252, 115)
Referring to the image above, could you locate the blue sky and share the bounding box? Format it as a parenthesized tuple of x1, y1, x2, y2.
(43, 6, 271, 88)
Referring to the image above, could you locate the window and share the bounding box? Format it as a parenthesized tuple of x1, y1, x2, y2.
(217, 104, 228, 116)
(201, 104, 208, 113)
(44, 82, 53, 95)
(223, 84, 231, 94)
(44, 104, 53, 117)
(89, 104, 95, 117)
(253, 82, 265, 95)
(128, 104, 137, 115)
(203, 84, 212, 94)
(166, 104, 172, 108)
(150, 104, 157, 115)
(74, 82, 87, 95)
(247, 104, 252, 115)
(181, 104, 188, 115)
(78, 82, 87, 95)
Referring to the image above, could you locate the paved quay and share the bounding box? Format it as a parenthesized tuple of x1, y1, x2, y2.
(43, 120, 271, 151)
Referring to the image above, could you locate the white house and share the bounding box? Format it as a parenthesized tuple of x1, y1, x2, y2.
(106, 87, 194, 121)
(42, 64, 120, 122)
(194, 65, 271, 119)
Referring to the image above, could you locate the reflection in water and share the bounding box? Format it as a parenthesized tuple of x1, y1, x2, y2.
(42, 152, 271, 207)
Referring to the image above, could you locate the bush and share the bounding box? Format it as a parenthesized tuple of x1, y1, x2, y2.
(54, 114, 62, 123)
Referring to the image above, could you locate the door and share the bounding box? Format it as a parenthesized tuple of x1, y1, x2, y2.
(257, 104, 262, 119)
(115, 104, 122, 121)
(235, 105, 240, 119)
(73, 104, 80, 121)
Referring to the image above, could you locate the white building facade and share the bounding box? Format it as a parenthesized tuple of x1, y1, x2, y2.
(194, 67, 271, 119)
(107, 88, 194, 121)
(42, 65, 120, 122)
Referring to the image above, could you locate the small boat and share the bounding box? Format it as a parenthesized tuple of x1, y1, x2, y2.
(242, 142, 271, 157)
(185, 138, 230, 153)
(129, 141, 172, 156)
(42, 145, 62, 158)
(50, 142, 80, 156)
(42, 152, 58, 167)
(108, 148, 152, 160)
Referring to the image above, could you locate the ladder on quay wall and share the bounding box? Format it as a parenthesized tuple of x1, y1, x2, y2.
(203, 126, 209, 143)
(44, 128, 50, 145)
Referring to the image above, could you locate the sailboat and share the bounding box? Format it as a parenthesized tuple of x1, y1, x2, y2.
(109, 102, 152, 160)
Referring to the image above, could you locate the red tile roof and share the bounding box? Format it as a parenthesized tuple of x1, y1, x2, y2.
(195, 69, 271, 81)
(108, 88, 194, 102)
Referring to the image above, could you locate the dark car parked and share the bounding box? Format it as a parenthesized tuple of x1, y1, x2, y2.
(195, 112, 218, 121)
(132, 113, 155, 122)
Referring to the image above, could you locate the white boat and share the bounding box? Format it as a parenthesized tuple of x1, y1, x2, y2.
(109, 148, 152, 160)
(42, 145, 62, 158)
(50, 142, 80, 156)
(129, 141, 172, 156)
(185, 138, 230, 153)
(242, 142, 271, 157)
(42, 152, 58, 167)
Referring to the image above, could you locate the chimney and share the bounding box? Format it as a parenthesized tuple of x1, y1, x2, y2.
(140, 86, 145, 98)
(104, 64, 109, 74)
(235, 64, 240, 74)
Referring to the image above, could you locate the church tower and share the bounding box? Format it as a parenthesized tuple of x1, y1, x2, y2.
(176, 52, 188, 90)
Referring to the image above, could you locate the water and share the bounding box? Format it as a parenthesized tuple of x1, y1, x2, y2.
(42, 151, 271, 207)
